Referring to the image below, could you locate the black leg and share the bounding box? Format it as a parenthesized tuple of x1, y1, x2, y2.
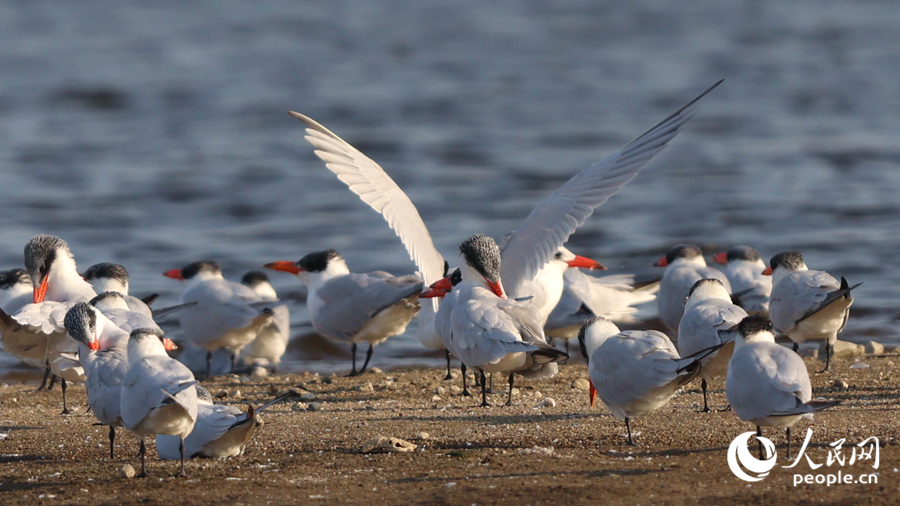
(625, 417, 635, 446)
(37, 364, 52, 390)
(479, 371, 490, 407)
(757, 425, 763, 460)
(487, 373, 494, 394)
(109, 426, 116, 459)
(443, 350, 453, 381)
(786, 427, 792, 459)
(348, 343, 359, 376)
(61, 378, 70, 414)
(176, 437, 188, 477)
(505, 372, 515, 406)
(138, 436, 148, 478)
(359, 343, 374, 374)
(701, 378, 710, 413)
(792, 342, 799, 353)
(819, 342, 832, 373)
(47, 373, 58, 390)
(206, 351, 212, 378)
(230, 351, 238, 374)
(461, 363, 472, 397)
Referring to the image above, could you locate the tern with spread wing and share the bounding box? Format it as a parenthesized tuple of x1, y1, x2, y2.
(265, 250, 423, 376)
(713, 246, 772, 316)
(726, 315, 840, 458)
(765, 251, 861, 372)
(654, 244, 731, 333)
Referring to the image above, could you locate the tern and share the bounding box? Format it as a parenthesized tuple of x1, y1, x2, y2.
(764, 251, 861, 372)
(164, 260, 275, 375)
(653, 244, 731, 333)
(238, 271, 291, 370)
(579, 317, 721, 445)
(288, 80, 722, 379)
(121, 328, 198, 477)
(83, 262, 156, 318)
(726, 315, 840, 458)
(157, 386, 298, 459)
(677, 278, 747, 412)
(0, 268, 32, 314)
(265, 250, 424, 376)
(712, 246, 772, 316)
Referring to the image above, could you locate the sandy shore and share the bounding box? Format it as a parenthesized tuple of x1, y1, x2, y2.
(0, 355, 897, 505)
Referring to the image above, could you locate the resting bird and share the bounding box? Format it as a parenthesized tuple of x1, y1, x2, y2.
(238, 271, 291, 370)
(654, 244, 731, 333)
(713, 245, 772, 316)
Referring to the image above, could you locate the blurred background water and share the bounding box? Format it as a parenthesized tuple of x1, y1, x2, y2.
(1, 0, 898, 379)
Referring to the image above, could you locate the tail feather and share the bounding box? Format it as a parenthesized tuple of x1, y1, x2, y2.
(797, 277, 862, 323)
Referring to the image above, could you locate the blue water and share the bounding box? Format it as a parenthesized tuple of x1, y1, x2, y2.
(1, 0, 898, 378)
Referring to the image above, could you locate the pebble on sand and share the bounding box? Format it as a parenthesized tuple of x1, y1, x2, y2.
(864, 341, 885, 355)
(300, 393, 317, 402)
(572, 378, 590, 390)
(119, 464, 136, 479)
(359, 437, 417, 454)
(307, 402, 323, 411)
(819, 340, 864, 361)
(535, 398, 556, 408)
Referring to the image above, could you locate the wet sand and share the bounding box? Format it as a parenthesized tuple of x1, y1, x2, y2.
(0, 355, 898, 505)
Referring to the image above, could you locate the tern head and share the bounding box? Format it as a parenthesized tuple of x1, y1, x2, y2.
(90, 291, 130, 311)
(713, 245, 762, 266)
(264, 250, 347, 284)
(127, 327, 178, 358)
(421, 268, 462, 299)
(83, 262, 131, 294)
(24, 234, 74, 303)
(653, 244, 705, 268)
(734, 314, 776, 347)
(164, 260, 221, 281)
(554, 247, 606, 271)
(685, 278, 730, 306)
(0, 268, 31, 291)
(242, 270, 277, 299)
(459, 234, 505, 298)
(763, 250, 807, 278)
(64, 302, 100, 352)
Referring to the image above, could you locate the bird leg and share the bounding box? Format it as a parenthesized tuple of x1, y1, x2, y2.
(205, 351, 213, 378)
(443, 350, 453, 381)
(700, 378, 710, 413)
(61, 378, 70, 415)
(175, 437, 189, 477)
(792, 342, 799, 353)
(37, 363, 52, 391)
(230, 351, 239, 374)
(786, 427, 792, 459)
(505, 372, 515, 406)
(819, 343, 832, 373)
(47, 373, 58, 391)
(359, 343, 374, 374)
(348, 343, 359, 377)
(109, 426, 116, 459)
(138, 436, 148, 478)
(487, 373, 495, 394)
(479, 371, 490, 407)
(757, 426, 763, 460)
(625, 417, 635, 446)
(460, 363, 472, 397)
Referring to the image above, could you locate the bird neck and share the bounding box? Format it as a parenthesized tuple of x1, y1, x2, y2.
(46, 254, 96, 303)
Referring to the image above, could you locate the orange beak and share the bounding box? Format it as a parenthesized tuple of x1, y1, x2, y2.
(713, 252, 727, 265)
(163, 269, 184, 280)
(420, 287, 448, 299)
(762, 266, 772, 276)
(566, 255, 606, 270)
(653, 256, 668, 267)
(33, 277, 49, 303)
(88, 338, 100, 352)
(162, 338, 178, 352)
(430, 276, 453, 292)
(486, 279, 506, 299)
(589, 380, 596, 408)
(264, 261, 302, 275)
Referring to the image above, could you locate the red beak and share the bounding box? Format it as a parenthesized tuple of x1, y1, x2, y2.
(762, 266, 772, 276)
(429, 276, 453, 291)
(264, 261, 302, 275)
(713, 252, 727, 265)
(33, 277, 49, 304)
(163, 269, 184, 280)
(88, 339, 100, 352)
(162, 338, 178, 352)
(420, 287, 448, 299)
(566, 255, 606, 270)
(653, 256, 668, 267)
(589, 380, 596, 408)
(486, 279, 506, 299)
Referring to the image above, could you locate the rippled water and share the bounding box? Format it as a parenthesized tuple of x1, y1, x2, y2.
(1, 1, 898, 379)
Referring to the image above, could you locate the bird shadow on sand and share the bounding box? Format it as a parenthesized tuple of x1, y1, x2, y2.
(385, 466, 668, 485)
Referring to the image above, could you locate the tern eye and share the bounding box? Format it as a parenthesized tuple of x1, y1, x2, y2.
(554, 252, 562, 260)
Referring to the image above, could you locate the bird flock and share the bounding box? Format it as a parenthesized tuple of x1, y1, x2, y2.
(0, 79, 863, 475)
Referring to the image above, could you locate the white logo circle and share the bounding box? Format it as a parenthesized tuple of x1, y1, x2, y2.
(727, 431, 778, 482)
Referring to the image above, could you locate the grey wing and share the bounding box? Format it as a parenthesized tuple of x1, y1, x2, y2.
(500, 81, 722, 292)
(594, 331, 678, 412)
(727, 343, 811, 421)
(769, 271, 840, 334)
(448, 295, 538, 367)
(85, 352, 128, 425)
(156, 404, 243, 459)
(291, 112, 445, 287)
(124, 296, 154, 319)
(678, 301, 747, 357)
(314, 273, 423, 339)
(121, 364, 162, 427)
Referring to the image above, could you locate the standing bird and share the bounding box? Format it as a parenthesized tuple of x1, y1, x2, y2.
(677, 278, 747, 412)
(726, 315, 840, 458)
(654, 244, 731, 333)
(288, 81, 721, 381)
(579, 317, 721, 445)
(426, 234, 567, 407)
(83, 262, 156, 318)
(765, 251, 861, 372)
(121, 328, 198, 477)
(265, 251, 423, 376)
(713, 246, 772, 316)
(164, 261, 274, 375)
(239, 271, 291, 370)
(156, 386, 297, 459)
